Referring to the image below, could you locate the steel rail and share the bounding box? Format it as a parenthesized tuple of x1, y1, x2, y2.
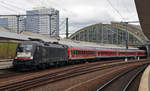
(0, 60, 149, 91)
(123, 65, 146, 91)
(96, 64, 148, 91)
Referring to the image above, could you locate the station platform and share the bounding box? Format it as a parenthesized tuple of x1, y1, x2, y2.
(139, 65, 150, 91)
(0, 59, 12, 69)
(0, 59, 12, 62)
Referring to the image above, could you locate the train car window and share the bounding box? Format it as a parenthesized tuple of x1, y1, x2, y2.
(74, 50, 75, 54)
(71, 50, 73, 54)
(102, 52, 104, 55)
(76, 50, 78, 55)
(73, 50, 75, 54)
(103, 52, 105, 55)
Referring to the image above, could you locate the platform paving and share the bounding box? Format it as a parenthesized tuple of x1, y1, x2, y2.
(139, 65, 150, 91)
(0, 59, 13, 62)
(0, 61, 12, 69)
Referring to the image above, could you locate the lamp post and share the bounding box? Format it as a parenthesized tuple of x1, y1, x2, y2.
(66, 17, 69, 39)
(48, 14, 52, 36)
(125, 22, 128, 62)
(16, 15, 20, 34)
(120, 22, 128, 61)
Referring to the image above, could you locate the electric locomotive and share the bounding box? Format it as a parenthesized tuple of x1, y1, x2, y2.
(13, 40, 68, 69)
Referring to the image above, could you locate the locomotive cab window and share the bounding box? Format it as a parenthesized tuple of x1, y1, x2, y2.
(16, 43, 34, 59)
(17, 44, 33, 52)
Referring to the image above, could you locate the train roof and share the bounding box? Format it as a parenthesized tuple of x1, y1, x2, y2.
(25, 37, 139, 50)
(58, 39, 139, 50)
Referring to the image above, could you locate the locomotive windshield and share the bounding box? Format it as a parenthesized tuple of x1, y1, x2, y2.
(15, 44, 34, 59)
(17, 44, 32, 52)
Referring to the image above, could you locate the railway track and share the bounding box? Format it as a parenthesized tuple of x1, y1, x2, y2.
(0, 60, 120, 79)
(0, 59, 143, 79)
(96, 64, 147, 91)
(0, 60, 149, 91)
(0, 68, 22, 78)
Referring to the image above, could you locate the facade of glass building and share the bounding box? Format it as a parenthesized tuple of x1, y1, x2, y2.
(69, 22, 148, 46)
(25, 8, 59, 37)
(0, 18, 8, 28)
(0, 16, 25, 31)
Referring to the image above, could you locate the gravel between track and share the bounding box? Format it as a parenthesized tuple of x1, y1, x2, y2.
(29, 61, 148, 91)
(0, 60, 122, 86)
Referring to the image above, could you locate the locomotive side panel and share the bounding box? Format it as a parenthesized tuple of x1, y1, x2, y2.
(34, 45, 68, 65)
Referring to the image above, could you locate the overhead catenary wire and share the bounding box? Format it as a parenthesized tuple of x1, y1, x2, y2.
(106, 0, 125, 21)
(116, 0, 135, 21)
(0, 3, 20, 14)
(59, 19, 66, 28)
(0, 1, 26, 12)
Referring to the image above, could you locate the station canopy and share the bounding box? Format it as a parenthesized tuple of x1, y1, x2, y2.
(135, 0, 150, 41)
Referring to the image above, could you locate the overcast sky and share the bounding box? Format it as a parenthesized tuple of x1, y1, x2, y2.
(0, 0, 139, 35)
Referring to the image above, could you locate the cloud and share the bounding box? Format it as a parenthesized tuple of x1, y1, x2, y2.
(0, 0, 138, 34)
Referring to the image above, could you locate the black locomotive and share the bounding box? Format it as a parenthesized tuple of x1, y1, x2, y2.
(13, 39, 68, 70)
